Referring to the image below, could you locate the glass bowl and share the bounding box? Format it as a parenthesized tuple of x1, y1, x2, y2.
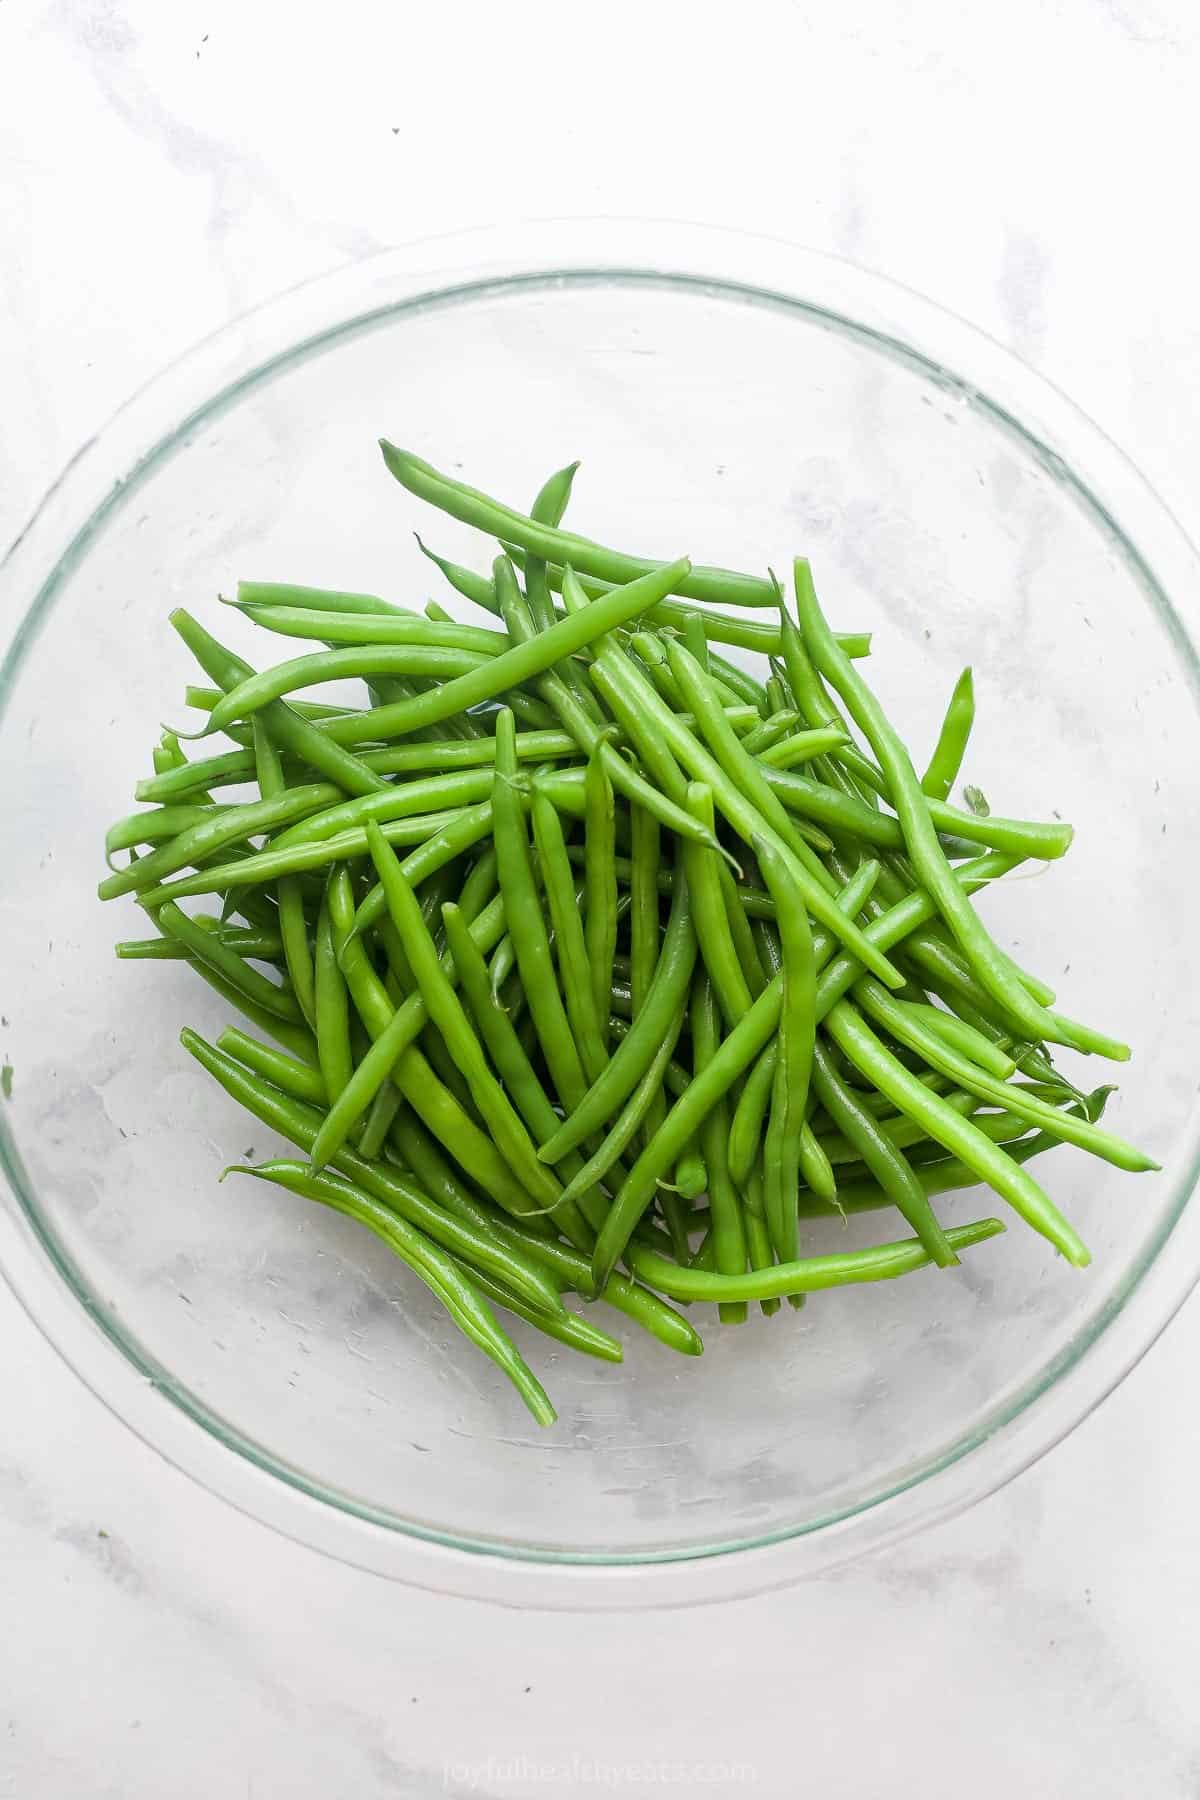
(2, 221, 1198, 1609)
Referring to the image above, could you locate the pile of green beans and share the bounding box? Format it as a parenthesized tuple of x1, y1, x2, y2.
(101, 443, 1156, 1426)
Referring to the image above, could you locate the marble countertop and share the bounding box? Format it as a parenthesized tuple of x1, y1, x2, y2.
(3, 3, 1199, 1794)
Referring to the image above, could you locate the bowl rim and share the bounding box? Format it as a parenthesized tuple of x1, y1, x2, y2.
(2, 216, 1199, 1608)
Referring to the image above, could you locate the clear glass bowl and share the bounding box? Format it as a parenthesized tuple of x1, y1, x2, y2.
(2, 222, 1198, 1608)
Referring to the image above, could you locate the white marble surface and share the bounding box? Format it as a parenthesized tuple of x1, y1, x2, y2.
(3, 2, 1200, 1793)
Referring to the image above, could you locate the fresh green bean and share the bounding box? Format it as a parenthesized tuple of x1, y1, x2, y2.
(758, 727, 851, 770)
(251, 719, 316, 1029)
(583, 747, 618, 1058)
(530, 788, 608, 1083)
(492, 709, 590, 1117)
(216, 1026, 328, 1105)
(822, 999, 1093, 1263)
(754, 836, 816, 1265)
(921, 668, 976, 801)
(115, 921, 282, 962)
(740, 711, 804, 756)
(234, 603, 509, 655)
(691, 977, 749, 1323)
(149, 900, 303, 1022)
(683, 784, 754, 1031)
(625, 1217, 1005, 1302)
(236, 580, 412, 618)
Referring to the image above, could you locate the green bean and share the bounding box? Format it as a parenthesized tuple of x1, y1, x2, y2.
(525, 460, 606, 723)
(798, 1126, 838, 1205)
(139, 895, 317, 1063)
(381, 441, 772, 608)
(99, 782, 337, 901)
(758, 726, 851, 770)
(754, 837, 816, 1265)
(236, 580, 412, 618)
(583, 747, 618, 1058)
(537, 872, 697, 1165)
(185, 683, 366, 724)
(683, 784, 754, 1031)
(717, 860, 768, 998)
(223, 1160, 555, 1424)
(233, 603, 509, 655)
(198, 554, 692, 745)
(186, 643, 506, 738)
(624, 1217, 1004, 1303)
(218, 1026, 328, 1104)
(816, 1098, 1028, 1167)
(691, 977, 749, 1323)
(492, 709, 592, 1120)
(270, 767, 497, 850)
(921, 668, 976, 801)
(135, 801, 495, 908)
(105, 803, 227, 864)
(739, 711, 804, 756)
(116, 921, 282, 962)
(822, 999, 1093, 1263)
(672, 1151, 709, 1201)
(681, 611, 710, 671)
(530, 789, 608, 1083)
(149, 900, 303, 1022)
(135, 748, 262, 804)
(628, 804, 667, 1151)
(762, 764, 1074, 864)
(251, 719, 316, 1029)
(386, 1108, 549, 1237)
(356, 1078, 402, 1161)
(390, 1098, 699, 1357)
(170, 608, 388, 798)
